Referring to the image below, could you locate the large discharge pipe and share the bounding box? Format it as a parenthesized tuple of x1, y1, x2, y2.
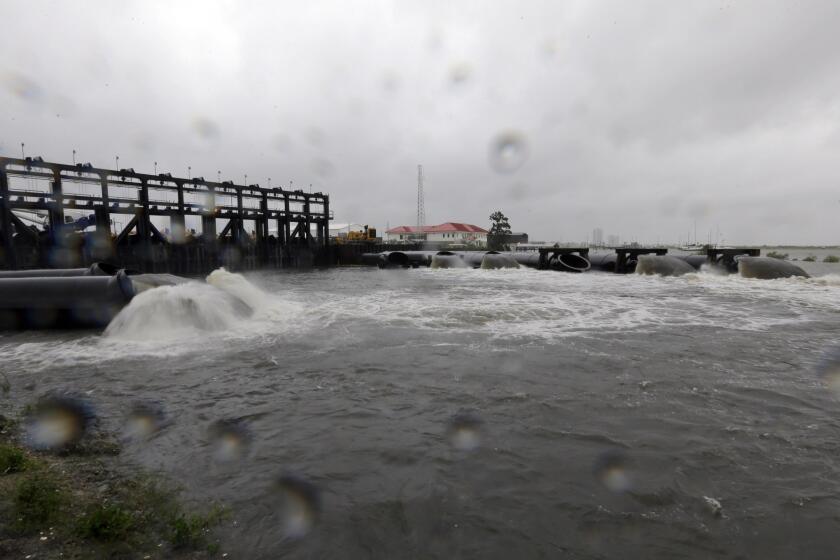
(550, 253, 590, 273)
(737, 256, 809, 279)
(508, 252, 541, 268)
(481, 252, 519, 269)
(364, 250, 590, 272)
(362, 251, 435, 268)
(507, 252, 590, 272)
(0, 271, 188, 329)
(635, 255, 696, 277)
(431, 251, 468, 269)
(587, 253, 618, 272)
(459, 252, 489, 268)
(674, 255, 708, 270)
(0, 262, 128, 278)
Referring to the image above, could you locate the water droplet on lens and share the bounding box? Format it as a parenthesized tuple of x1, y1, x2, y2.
(593, 450, 632, 493)
(170, 222, 187, 244)
(273, 134, 292, 153)
(507, 182, 529, 200)
(274, 474, 320, 539)
(193, 117, 219, 139)
(447, 412, 482, 452)
(448, 62, 472, 86)
(489, 131, 529, 173)
(24, 395, 94, 450)
(304, 126, 325, 147)
(381, 70, 400, 92)
(311, 158, 334, 178)
(540, 38, 559, 60)
(818, 350, 840, 398)
(2, 70, 42, 102)
(123, 401, 169, 441)
(208, 419, 252, 463)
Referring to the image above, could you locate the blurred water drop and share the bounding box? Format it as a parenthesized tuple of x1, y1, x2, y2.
(448, 63, 472, 86)
(507, 182, 529, 200)
(427, 29, 444, 51)
(274, 474, 320, 539)
(221, 246, 242, 268)
(3, 70, 42, 102)
(499, 354, 525, 375)
(304, 126, 325, 147)
(593, 450, 633, 493)
(489, 131, 529, 173)
(208, 419, 252, 463)
(170, 221, 187, 244)
(133, 133, 154, 153)
(49, 245, 81, 269)
(381, 70, 401, 92)
(193, 117, 220, 139)
(540, 38, 559, 60)
(818, 349, 840, 397)
(311, 158, 334, 178)
(86, 232, 114, 260)
(24, 395, 94, 450)
(273, 134, 292, 153)
(123, 401, 169, 442)
(447, 412, 482, 452)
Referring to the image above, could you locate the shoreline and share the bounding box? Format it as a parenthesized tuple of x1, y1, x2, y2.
(0, 412, 228, 559)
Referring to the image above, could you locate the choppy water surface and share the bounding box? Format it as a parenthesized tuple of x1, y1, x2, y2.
(3, 265, 840, 559)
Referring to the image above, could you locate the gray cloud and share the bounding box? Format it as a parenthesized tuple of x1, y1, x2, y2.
(1, 0, 838, 244)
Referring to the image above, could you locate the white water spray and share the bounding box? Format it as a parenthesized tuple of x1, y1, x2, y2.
(104, 269, 274, 341)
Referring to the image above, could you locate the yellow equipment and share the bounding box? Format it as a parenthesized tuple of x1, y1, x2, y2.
(346, 225, 377, 242)
(336, 225, 378, 244)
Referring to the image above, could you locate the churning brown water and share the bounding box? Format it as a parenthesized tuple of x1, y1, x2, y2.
(3, 264, 840, 559)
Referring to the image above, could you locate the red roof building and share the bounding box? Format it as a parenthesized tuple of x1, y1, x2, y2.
(385, 222, 488, 234)
(384, 222, 489, 245)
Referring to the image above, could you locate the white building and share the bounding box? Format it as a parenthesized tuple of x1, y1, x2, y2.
(385, 222, 488, 246)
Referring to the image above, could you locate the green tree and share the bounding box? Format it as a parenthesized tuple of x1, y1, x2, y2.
(488, 211, 512, 250)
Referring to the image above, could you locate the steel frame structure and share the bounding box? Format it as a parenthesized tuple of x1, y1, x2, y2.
(0, 156, 330, 271)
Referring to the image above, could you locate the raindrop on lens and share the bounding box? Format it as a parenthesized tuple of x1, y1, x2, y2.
(817, 349, 840, 398)
(593, 450, 632, 493)
(2, 70, 42, 101)
(448, 62, 472, 86)
(489, 131, 529, 173)
(274, 474, 320, 539)
(208, 419, 252, 463)
(24, 395, 94, 450)
(447, 412, 482, 452)
(192, 117, 219, 139)
(123, 401, 169, 441)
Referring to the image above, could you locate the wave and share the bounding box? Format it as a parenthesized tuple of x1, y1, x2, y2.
(799, 274, 840, 287)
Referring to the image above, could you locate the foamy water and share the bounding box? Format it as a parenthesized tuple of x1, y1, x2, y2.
(2, 267, 839, 371)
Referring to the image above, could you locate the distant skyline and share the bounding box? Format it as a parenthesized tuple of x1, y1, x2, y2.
(2, 0, 839, 245)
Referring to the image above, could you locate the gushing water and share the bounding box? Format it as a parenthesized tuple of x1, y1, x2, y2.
(105, 268, 282, 341)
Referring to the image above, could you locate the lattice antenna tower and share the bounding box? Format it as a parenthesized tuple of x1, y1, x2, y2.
(416, 164, 425, 235)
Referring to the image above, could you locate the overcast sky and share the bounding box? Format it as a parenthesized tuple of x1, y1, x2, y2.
(2, 0, 839, 245)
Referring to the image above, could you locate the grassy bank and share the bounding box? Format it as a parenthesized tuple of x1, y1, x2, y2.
(0, 413, 227, 559)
